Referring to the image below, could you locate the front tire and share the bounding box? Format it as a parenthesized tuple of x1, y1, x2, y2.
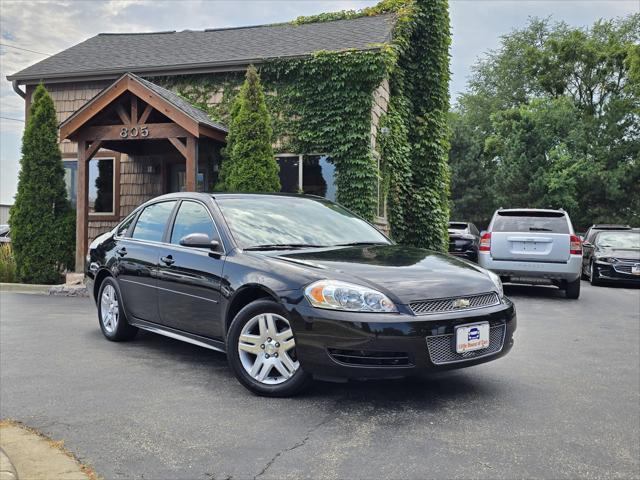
(589, 261, 602, 286)
(98, 277, 138, 341)
(226, 299, 311, 397)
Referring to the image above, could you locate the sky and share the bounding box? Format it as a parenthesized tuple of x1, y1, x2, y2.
(0, 0, 638, 205)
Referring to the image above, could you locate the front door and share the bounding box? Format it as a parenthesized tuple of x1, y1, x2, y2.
(156, 200, 225, 339)
(117, 200, 177, 322)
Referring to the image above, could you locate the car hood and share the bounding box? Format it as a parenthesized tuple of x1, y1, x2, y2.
(274, 245, 497, 304)
(596, 248, 640, 261)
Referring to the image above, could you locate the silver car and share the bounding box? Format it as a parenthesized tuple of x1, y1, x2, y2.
(478, 209, 582, 299)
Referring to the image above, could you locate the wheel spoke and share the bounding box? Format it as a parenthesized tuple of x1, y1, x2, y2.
(256, 361, 272, 382)
(280, 352, 298, 373)
(280, 338, 295, 352)
(258, 315, 268, 338)
(276, 328, 293, 343)
(265, 313, 277, 337)
(249, 356, 264, 377)
(273, 358, 292, 378)
(238, 342, 261, 355)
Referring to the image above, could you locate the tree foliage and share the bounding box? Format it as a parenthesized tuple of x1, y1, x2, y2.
(9, 84, 75, 284)
(217, 65, 280, 192)
(450, 14, 640, 229)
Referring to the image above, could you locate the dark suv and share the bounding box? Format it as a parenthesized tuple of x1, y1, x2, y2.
(448, 222, 480, 261)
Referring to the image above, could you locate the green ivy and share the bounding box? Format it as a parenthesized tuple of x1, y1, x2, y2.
(155, 0, 451, 249)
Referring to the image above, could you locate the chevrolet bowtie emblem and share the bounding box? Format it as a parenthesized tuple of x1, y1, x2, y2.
(452, 298, 471, 309)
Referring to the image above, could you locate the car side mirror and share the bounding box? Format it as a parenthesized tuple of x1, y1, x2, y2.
(179, 233, 220, 251)
(582, 241, 592, 248)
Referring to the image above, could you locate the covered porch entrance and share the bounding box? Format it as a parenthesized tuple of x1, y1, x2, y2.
(59, 73, 227, 271)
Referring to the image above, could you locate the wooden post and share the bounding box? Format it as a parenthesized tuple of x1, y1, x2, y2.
(75, 139, 89, 272)
(186, 135, 197, 192)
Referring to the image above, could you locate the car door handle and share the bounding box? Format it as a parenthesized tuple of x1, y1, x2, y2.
(116, 247, 127, 257)
(161, 255, 175, 266)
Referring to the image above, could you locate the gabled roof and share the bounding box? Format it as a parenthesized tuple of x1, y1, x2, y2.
(8, 14, 396, 84)
(59, 72, 226, 141)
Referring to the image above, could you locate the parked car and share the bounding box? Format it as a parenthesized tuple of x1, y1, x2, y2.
(583, 224, 632, 244)
(448, 221, 480, 261)
(582, 230, 640, 285)
(478, 208, 582, 299)
(86, 193, 516, 397)
(0, 225, 10, 243)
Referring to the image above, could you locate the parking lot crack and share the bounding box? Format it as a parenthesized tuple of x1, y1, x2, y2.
(253, 415, 333, 479)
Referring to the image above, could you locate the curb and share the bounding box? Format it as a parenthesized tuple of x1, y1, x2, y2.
(0, 283, 89, 297)
(0, 447, 18, 480)
(0, 283, 51, 295)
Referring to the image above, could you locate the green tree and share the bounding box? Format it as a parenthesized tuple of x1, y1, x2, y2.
(449, 14, 640, 229)
(9, 84, 75, 284)
(217, 65, 280, 192)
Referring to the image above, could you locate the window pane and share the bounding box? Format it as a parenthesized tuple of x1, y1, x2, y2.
(89, 158, 114, 214)
(493, 212, 569, 233)
(303, 155, 335, 201)
(63, 160, 77, 207)
(132, 201, 176, 242)
(116, 214, 136, 237)
(276, 156, 299, 193)
(170, 201, 217, 244)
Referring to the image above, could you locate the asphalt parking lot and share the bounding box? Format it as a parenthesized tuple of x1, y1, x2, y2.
(1, 282, 639, 480)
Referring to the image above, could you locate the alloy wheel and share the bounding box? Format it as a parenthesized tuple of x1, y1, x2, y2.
(100, 284, 120, 334)
(237, 313, 299, 385)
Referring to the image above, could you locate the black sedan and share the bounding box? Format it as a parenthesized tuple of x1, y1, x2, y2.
(448, 222, 480, 261)
(86, 193, 516, 396)
(582, 230, 640, 285)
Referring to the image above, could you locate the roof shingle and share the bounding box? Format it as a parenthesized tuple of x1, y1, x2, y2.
(8, 14, 396, 83)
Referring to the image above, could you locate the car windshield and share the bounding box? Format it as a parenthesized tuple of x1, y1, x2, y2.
(596, 231, 640, 249)
(216, 196, 390, 249)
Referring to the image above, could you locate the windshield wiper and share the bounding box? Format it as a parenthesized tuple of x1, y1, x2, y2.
(332, 241, 390, 247)
(243, 243, 327, 251)
(529, 227, 553, 232)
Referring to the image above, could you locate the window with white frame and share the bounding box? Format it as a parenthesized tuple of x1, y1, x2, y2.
(275, 154, 336, 201)
(89, 157, 116, 214)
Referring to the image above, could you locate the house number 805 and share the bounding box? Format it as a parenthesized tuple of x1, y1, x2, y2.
(120, 126, 149, 138)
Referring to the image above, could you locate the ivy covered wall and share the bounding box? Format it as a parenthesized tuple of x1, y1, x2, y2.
(154, 0, 451, 251)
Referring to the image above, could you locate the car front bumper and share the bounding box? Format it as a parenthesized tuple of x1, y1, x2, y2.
(593, 261, 640, 283)
(283, 298, 516, 381)
(478, 253, 582, 282)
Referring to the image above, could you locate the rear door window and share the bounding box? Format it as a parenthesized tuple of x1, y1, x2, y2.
(492, 211, 569, 234)
(131, 201, 176, 242)
(449, 223, 468, 230)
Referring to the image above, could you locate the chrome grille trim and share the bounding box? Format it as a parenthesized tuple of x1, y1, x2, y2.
(409, 292, 500, 316)
(426, 324, 506, 365)
(613, 262, 639, 275)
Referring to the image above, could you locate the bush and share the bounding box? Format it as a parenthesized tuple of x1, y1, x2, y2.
(0, 244, 17, 283)
(9, 84, 75, 284)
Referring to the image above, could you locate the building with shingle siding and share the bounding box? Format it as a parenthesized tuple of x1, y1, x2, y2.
(7, 14, 395, 270)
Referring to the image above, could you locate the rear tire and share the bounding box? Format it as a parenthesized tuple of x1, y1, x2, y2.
(226, 299, 312, 397)
(565, 278, 581, 299)
(97, 277, 138, 341)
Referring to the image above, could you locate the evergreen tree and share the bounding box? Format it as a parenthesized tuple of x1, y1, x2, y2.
(218, 65, 280, 192)
(9, 84, 75, 284)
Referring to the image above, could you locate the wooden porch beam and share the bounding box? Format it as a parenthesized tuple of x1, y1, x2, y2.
(168, 137, 187, 159)
(85, 140, 103, 161)
(131, 96, 138, 125)
(138, 103, 153, 124)
(75, 139, 89, 272)
(82, 123, 189, 141)
(186, 135, 197, 192)
(115, 103, 131, 125)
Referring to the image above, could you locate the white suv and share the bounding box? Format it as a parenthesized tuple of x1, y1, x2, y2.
(478, 209, 582, 299)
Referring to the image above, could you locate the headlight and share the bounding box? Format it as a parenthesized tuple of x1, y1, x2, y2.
(486, 270, 504, 298)
(595, 257, 614, 264)
(304, 280, 398, 313)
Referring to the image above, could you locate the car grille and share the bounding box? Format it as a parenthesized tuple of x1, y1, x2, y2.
(613, 262, 639, 275)
(425, 324, 506, 365)
(409, 292, 500, 316)
(327, 348, 412, 367)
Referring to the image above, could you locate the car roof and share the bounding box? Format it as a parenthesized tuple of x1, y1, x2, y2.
(497, 208, 565, 214)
